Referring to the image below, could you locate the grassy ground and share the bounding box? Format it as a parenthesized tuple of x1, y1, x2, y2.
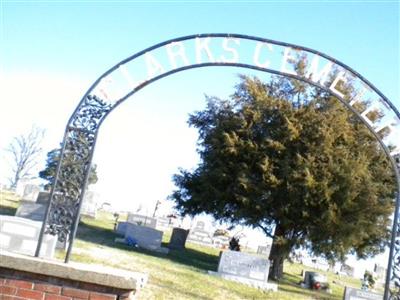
(1, 193, 366, 299)
(71, 212, 364, 300)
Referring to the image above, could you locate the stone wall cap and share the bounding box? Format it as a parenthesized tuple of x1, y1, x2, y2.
(0, 250, 148, 290)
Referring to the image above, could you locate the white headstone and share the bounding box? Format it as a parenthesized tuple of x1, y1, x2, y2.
(187, 221, 214, 246)
(0, 216, 57, 258)
(80, 191, 98, 218)
(302, 257, 330, 271)
(127, 213, 157, 229)
(343, 287, 383, 300)
(209, 250, 277, 291)
(195, 221, 205, 230)
(218, 250, 270, 282)
(15, 178, 30, 196)
(340, 264, 355, 277)
(257, 245, 272, 257)
(374, 264, 387, 284)
(22, 184, 40, 202)
(212, 235, 230, 249)
(124, 223, 163, 251)
(155, 217, 171, 231)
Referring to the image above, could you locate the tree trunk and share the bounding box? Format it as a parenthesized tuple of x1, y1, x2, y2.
(268, 224, 290, 281)
(269, 252, 285, 280)
(11, 171, 21, 190)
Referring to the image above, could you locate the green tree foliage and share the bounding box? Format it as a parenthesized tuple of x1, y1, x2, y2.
(170, 75, 396, 280)
(39, 148, 98, 190)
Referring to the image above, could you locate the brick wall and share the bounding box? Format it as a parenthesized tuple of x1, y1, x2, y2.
(0, 269, 135, 300)
(0, 252, 145, 300)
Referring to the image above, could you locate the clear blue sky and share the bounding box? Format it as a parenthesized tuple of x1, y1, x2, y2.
(2, 1, 399, 103)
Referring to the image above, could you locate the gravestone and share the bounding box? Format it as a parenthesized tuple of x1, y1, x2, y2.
(302, 271, 321, 288)
(15, 191, 66, 250)
(22, 184, 40, 202)
(127, 213, 157, 229)
(343, 287, 383, 300)
(302, 257, 330, 271)
(218, 250, 270, 281)
(15, 178, 30, 197)
(156, 217, 172, 231)
(187, 221, 213, 246)
(257, 245, 272, 257)
(168, 228, 189, 250)
(16, 189, 49, 221)
(124, 223, 168, 253)
(115, 221, 128, 236)
(196, 221, 205, 230)
(80, 191, 98, 218)
(209, 250, 277, 291)
(340, 264, 355, 277)
(0, 216, 57, 258)
(15, 201, 47, 221)
(374, 264, 386, 283)
(168, 216, 182, 228)
(36, 191, 50, 204)
(212, 235, 230, 249)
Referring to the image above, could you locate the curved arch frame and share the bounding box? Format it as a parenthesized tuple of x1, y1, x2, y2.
(35, 34, 400, 299)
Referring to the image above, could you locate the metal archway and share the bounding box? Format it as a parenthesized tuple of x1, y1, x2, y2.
(35, 34, 400, 299)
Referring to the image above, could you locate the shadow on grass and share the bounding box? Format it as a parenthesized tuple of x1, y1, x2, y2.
(167, 246, 220, 272)
(283, 272, 302, 285)
(75, 221, 219, 272)
(278, 284, 337, 300)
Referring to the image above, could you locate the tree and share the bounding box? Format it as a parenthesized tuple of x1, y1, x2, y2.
(6, 126, 44, 189)
(39, 148, 98, 190)
(170, 75, 396, 280)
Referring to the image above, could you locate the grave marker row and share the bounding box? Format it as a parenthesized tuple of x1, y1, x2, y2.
(16, 186, 98, 221)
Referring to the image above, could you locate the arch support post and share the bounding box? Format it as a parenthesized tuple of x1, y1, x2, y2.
(385, 170, 400, 299)
(35, 96, 111, 262)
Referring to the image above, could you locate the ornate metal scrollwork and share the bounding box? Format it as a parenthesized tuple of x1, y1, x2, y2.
(390, 215, 400, 299)
(389, 155, 400, 300)
(44, 95, 111, 242)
